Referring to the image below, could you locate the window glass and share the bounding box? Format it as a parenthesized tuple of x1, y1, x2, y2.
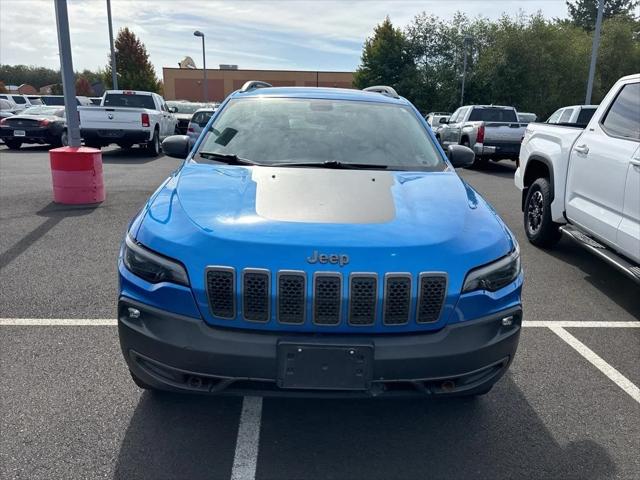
(448, 108, 461, 123)
(601, 82, 640, 140)
(103, 93, 155, 109)
(576, 107, 596, 126)
(547, 109, 562, 123)
(196, 98, 445, 171)
(468, 107, 517, 122)
(559, 108, 574, 123)
(191, 111, 214, 126)
(12, 96, 27, 104)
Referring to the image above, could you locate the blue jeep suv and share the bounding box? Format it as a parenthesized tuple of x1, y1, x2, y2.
(118, 82, 523, 397)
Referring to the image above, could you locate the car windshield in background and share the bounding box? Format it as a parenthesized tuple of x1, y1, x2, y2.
(103, 94, 155, 109)
(27, 98, 43, 105)
(469, 108, 517, 122)
(21, 106, 64, 116)
(196, 98, 445, 171)
(168, 102, 204, 114)
(41, 96, 66, 106)
(191, 110, 214, 126)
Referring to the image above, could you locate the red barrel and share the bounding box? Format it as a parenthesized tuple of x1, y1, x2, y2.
(49, 146, 105, 204)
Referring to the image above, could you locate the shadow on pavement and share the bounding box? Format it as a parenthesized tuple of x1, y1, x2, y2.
(467, 160, 517, 178)
(114, 392, 241, 480)
(114, 375, 615, 480)
(101, 147, 160, 165)
(546, 237, 640, 318)
(0, 202, 99, 269)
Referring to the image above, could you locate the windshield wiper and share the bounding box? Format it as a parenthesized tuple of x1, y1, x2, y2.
(270, 160, 388, 170)
(198, 152, 262, 166)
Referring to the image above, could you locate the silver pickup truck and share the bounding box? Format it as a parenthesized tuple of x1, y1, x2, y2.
(437, 105, 527, 167)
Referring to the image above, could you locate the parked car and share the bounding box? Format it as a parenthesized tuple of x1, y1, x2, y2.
(425, 112, 451, 127)
(438, 105, 527, 167)
(0, 94, 32, 112)
(186, 106, 217, 144)
(166, 101, 207, 134)
(0, 105, 68, 149)
(517, 112, 537, 124)
(516, 74, 639, 283)
(0, 98, 17, 116)
(89, 97, 102, 106)
(40, 95, 92, 106)
(117, 82, 523, 398)
(78, 89, 178, 155)
(546, 105, 597, 127)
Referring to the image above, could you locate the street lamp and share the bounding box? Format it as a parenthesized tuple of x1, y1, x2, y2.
(194, 30, 207, 102)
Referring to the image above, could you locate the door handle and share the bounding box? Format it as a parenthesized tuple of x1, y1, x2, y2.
(631, 159, 640, 167)
(574, 144, 589, 154)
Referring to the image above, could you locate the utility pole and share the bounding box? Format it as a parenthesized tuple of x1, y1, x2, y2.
(460, 35, 472, 107)
(585, 0, 604, 104)
(107, 0, 118, 89)
(53, 0, 81, 147)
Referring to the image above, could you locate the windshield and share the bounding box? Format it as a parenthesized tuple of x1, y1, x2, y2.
(41, 96, 66, 106)
(167, 102, 204, 114)
(195, 98, 445, 171)
(103, 93, 155, 109)
(468, 108, 517, 122)
(27, 97, 43, 105)
(21, 106, 64, 116)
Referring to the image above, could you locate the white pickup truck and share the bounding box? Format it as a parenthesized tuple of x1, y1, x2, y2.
(516, 73, 640, 283)
(79, 90, 177, 155)
(438, 105, 527, 168)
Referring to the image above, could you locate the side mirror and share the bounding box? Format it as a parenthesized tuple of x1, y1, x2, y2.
(439, 117, 449, 124)
(162, 135, 190, 159)
(168, 106, 177, 113)
(447, 145, 475, 168)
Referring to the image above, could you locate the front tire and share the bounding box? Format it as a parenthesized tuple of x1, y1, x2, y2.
(524, 177, 561, 247)
(146, 128, 160, 156)
(4, 139, 22, 150)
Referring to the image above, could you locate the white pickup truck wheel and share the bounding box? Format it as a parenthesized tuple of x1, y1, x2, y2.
(524, 178, 561, 247)
(146, 128, 160, 156)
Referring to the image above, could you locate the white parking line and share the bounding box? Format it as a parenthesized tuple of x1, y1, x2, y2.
(1, 318, 638, 327)
(231, 396, 263, 480)
(549, 325, 640, 404)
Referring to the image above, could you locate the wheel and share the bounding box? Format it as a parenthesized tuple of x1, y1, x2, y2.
(59, 129, 68, 147)
(4, 139, 22, 150)
(146, 128, 160, 156)
(524, 177, 562, 247)
(129, 369, 158, 391)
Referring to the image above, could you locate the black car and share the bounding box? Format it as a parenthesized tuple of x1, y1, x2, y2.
(0, 106, 68, 149)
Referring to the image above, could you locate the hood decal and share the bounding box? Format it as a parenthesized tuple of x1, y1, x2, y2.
(252, 167, 396, 224)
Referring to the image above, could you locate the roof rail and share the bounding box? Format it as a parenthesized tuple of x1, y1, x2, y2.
(240, 80, 272, 92)
(363, 85, 399, 99)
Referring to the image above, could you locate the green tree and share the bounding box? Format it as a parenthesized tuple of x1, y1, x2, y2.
(566, 0, 638, 30)
(104, 27, 159, 92)
(51, 83, 64, 95)
(353, 17, 417, 99)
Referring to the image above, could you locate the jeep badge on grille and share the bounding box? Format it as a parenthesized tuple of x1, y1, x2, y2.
(307, 250, 349, 267)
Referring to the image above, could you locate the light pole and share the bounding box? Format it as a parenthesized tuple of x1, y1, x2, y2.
(585, 0, 604, 104)
(106, 0, 118, 89)
(460, 35, 472, 107)
(194, 30, 207, 102)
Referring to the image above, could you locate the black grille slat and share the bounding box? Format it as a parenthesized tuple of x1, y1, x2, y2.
(384, 275, 411, 325)
(417, 275, 447, 323)
(243, 271, 270, 322)
(314, 274, 342, 325)
(278, 273, 306, 324)
(206, 268, 235, 319)
(349, 275, 377, 325)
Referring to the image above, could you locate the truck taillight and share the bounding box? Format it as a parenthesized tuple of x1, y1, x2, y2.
(187, 127, 194, 133)
(141, 113, 150, 127)
(39, 119, 50, 126)
(0, 118, 7, 126)
(476, 124, 485, 144)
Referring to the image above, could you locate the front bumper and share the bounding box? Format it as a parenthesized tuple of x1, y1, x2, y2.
(118, 298, 522, 397)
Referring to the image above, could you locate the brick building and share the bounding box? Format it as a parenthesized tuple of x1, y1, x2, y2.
(163, 67, 355, 102)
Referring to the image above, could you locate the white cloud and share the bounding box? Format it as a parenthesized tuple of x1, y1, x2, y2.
(0, 0, 568, 75)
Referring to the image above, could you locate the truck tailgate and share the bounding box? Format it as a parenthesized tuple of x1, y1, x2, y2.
(484, 122, 527, 143)
(79, 107, 143, 130)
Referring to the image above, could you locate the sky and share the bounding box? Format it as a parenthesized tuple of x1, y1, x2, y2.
(0, 0, 569, 77)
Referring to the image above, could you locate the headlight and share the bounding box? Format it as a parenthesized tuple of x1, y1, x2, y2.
(462, 246, 521, 293)
(123, 235, 189, 286)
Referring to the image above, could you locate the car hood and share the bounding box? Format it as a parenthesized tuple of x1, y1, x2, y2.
(137, 162, 514, 293)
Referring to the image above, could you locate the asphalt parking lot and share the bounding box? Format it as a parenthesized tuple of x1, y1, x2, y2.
(1, 145, 638, 480)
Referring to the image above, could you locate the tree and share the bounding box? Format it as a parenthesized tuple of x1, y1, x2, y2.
(75, 76, 93, 96)
(353, 17, 417, 99)
(104, 27, 160, 92)
(51, 83, 64, 95)
(566, 0, 639, 30)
